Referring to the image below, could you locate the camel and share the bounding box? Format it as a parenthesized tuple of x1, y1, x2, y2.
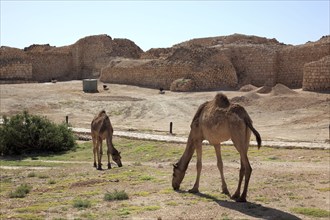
(91, 110, 122, 170)
(172, 93, 261, 202)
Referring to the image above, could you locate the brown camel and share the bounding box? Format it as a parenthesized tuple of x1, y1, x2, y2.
(172, 93, 261, 202)
(91, 110, 122, 170)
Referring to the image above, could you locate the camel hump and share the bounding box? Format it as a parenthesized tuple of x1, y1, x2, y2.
(98, 110, 107, 116)
(214, 93, 230, 108)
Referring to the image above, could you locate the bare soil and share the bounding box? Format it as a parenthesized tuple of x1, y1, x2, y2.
(1, 80, 329, 143)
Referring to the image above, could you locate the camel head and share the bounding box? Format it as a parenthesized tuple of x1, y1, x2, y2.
(172, 163, 185, 190)
(111, 151, 122, 167)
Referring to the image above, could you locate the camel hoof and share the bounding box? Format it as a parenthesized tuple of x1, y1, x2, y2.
(108, 164, 112, 169)
(188, 188, 199, 194)
(93, 163, 97, 168)
(222, 188, 230, 196)
(231, 194, 240, 200)
(97, 166, 102, 170)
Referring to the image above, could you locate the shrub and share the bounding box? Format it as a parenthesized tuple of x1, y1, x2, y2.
(73, 198, 91, 209)
(9, 184, 32, 198)
(0, 111, 76, 156)
(104, 190, 129, 201)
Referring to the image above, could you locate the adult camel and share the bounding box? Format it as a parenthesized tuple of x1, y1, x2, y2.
(172, 93, 261, 202)
(91, 110, 122, 170)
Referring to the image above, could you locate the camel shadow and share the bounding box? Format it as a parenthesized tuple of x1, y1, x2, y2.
(178, 190, 301, 220)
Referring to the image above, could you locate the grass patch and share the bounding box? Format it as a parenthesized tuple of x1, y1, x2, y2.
(73, 198, 91, 209)
(27, 172, 36, 177)
(139, 175, 154, 181)
(48, 179, 56, 184)
(37, 173, 49, 179)
(104, 190, 129, 201)
(9, 184, 32, 198)
(317, 187, 330, 192)
(291, 207, 330, 218)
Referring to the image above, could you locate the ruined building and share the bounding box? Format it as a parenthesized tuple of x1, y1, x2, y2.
(1, 34, 329, 91)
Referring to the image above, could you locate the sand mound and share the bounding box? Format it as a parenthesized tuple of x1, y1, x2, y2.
(231, 96, 250, 104)
(245, 91, 261, 100)
(256, 85, 272, 94)
(239, 84, 258, 92)
(271, 84, 297, 96)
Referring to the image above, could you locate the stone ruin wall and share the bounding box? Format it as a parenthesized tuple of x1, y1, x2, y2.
(71, 35, 143, 79)
(303, 56, 330, 91)
(0, 63, 33, 82)
(0, 47, 32, 83)
(225, 45, 279, 87)
(100, 51, 238, 91)
(1, 34, 329, 91)
(276, 42, 330, 88)
(0, 35, 143, 83)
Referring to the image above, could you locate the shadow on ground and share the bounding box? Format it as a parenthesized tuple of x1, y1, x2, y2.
(179, 191, 301, 220)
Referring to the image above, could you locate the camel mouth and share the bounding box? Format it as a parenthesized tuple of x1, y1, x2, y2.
(172, 183, 180, 191)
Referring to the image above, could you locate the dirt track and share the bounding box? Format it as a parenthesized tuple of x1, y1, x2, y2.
(1, 80, 329, 144)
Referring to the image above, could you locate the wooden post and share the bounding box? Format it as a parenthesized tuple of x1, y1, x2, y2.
(66, 115, 69, 124)
(170, 122, 173, 134)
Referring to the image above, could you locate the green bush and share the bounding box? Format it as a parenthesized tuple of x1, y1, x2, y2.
(73, 198, 91, 209)
(104, 190, 129, 201)
(0, 111, 76, 156)
(9, 184, 32, 198)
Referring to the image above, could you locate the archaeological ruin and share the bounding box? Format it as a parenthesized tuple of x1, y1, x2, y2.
(1, 34, 329, 91)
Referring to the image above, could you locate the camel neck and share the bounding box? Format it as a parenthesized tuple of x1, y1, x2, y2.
(177, 133, 197, 172)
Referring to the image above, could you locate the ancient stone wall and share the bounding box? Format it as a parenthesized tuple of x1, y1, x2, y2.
(303, 56, 330, 91)
(277, 41, 330, 88)
(27, 52, 74, 82)
(0, 63, 32, 81)
(1, 34, 329, 91)
(100, 49, 238, 91)
(225, 45, 279, 87)
(71, 35, 143, 79)
(0, 35, 143, 83)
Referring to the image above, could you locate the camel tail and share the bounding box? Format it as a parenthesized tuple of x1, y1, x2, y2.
(245, 119, 262, 149)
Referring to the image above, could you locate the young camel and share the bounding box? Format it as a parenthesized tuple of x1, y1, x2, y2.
(91, 110, 122, 170)
(172, 93, 261, 202)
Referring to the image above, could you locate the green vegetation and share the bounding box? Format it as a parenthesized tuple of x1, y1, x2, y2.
(9, 184, 32, 198)
(291, 207, 330, 218)
(0, 111, 76, 156)
(73, 198, 92, 209)
(104, 190, 129, 201)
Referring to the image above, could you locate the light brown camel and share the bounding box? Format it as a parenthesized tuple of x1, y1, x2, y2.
(91, 110, 122, 170)
(172, 93, 261, 202)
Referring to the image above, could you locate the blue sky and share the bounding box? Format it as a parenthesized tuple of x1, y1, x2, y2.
(1, 1, 329, 51)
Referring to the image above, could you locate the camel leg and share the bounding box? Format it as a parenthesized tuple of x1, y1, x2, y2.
(231, 159, 244, 200)
(189, 143, 202, 193)
(92, 135, 97, 168)
(214, 144, 230, 195)
(106, 136, 113, 169)
(106, 144, 112, 169)
(230, 122, 252, 202)
(237, 154, 252, 202)
(96, 137, 103, 170)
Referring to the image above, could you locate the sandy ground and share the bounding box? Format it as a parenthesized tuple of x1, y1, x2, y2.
(1, 80, 329, 144)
